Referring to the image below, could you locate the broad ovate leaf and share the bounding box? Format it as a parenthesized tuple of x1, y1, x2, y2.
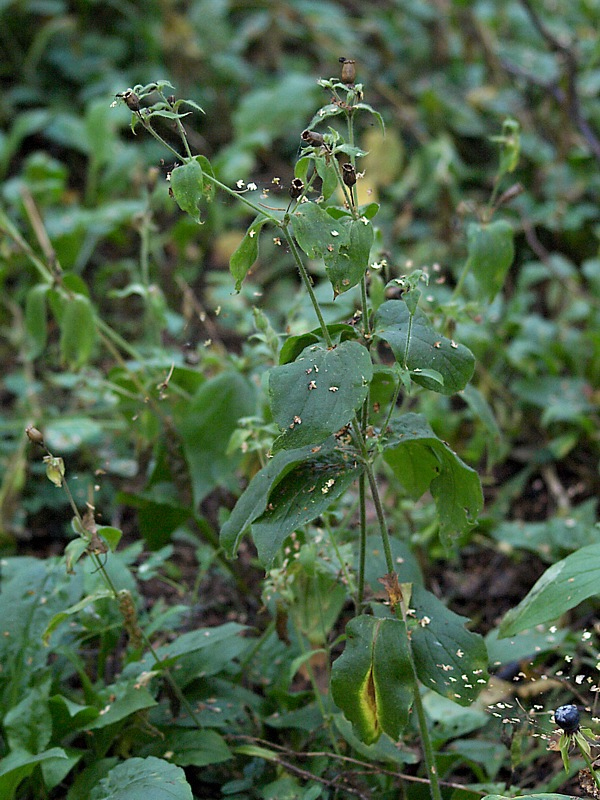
(220, 443, 323, 558)
(331, 615, 414, 745)
(89, 756, 192, 800)
(291, 202, 373, 295)
(250, 448, 360, 565)
(374, 300, 474, 394)
(269, 340, 372, 451)
(410, 586, 489, 705)
(170, 157, 204, 222)
(220, 439, 360, 565)
(382, 413, 483, 540)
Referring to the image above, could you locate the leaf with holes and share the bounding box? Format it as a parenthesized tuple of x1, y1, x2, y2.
(250, 450, 360, 565)
(291, 202, 373, 294)
(269, 340, 372, 451)
(374, 300, 474, 394)
(410, 585, 489, 705)
(220, 443, 332, 558)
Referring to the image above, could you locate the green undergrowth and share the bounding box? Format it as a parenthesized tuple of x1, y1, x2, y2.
(1, 2, 600, 799)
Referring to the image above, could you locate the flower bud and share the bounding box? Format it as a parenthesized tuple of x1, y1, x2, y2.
(289, 178, 305, 199)
(301, 129, 325, 147)
(342, 163, 357, 187)
(25, 425, 45, 446)
(339, 58, 356, 85)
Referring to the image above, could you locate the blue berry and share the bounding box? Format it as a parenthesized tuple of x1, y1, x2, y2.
(554, 704, 580, 734)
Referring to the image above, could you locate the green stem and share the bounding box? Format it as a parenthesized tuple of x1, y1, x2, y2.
(378, 374, 403, 441)
(451, 259, 471, 300)
(363, 459, 394, 575)
(357, 472, 367, 608)
(281, 226, 333, 347)
(0, 210, 56, 283)
(352, 421, 395, 576)
(407, 654, 443, 800)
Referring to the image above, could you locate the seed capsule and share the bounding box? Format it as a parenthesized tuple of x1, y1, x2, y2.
(301, 129, 325, 147)
(339, 57, 356, 84)
(554, 704, 580, 734)
(121, 91, 140, 112)
(289, 178, 305, 199)
(25, 425, 45, 446)
(342, 163, 357, 187)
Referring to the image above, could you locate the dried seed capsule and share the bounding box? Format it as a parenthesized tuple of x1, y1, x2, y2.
(121, 91, 140, 112)
(554, 704, 580, 734)
(289, 178, 305, 199)
(342, 163, 357, 187)
(25, 425, 45, 445)
(339, 57, 356, 84)
(301, 129, 325, 147)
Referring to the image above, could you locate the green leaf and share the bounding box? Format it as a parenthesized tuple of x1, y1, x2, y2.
(331, 615, 414, 745)
(278, 324, 357, 364)
(250, 452, 360, 565)
(374, 300, 475, 394)
(85, 680, 157, 730)
(123, 623, 248, 684)
(291, 202, 373, 294)
(96, 525, 122, 552)
(490, 499, 599, 562)
(24, 284, 49, 360)
(382, 414, 483, 540)
(43, 589, 114, 645)
(169, 157, 203, 222)
(220, 443, 331, 557)
(499, 543, 600, 637)
(269, 340, 372, 450)
(0, 749, 68, 800)
(465, 220, 514, 301)
(59, 293, 96, 368)
(4, 676, 52, 753)
(196, 155, 215, 201)
(176, 371, 256, 505)
(89, 757, 192, 800)
(45, 416, 103, 454)
(230, 217, 267, 291)
(0, 558, 74, 704)
(410, 585, 489, 705)
(352, 102, 385, 133)
(315, 156, 338, 200)
(327, 217, 373, 295)
(164, 730, 231, 767)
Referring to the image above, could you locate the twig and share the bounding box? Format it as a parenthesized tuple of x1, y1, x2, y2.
(229, 734, 488, 795)
(510, 0, 600, 162)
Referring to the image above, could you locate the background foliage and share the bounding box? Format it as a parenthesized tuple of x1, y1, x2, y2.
(1, 1, 599, 799)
